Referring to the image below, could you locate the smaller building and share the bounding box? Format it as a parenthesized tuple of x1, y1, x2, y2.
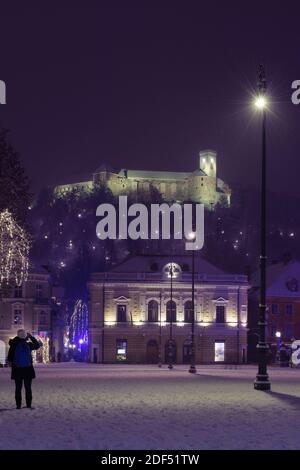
(248, 259, 300, 361)
(0, 268, 64, 363)
(88, 255, 249, 364)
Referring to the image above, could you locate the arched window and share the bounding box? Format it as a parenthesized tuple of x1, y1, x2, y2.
(166, 300, 176, 323)
(184, 301, 193, 323)
(148, 300, 159, 322)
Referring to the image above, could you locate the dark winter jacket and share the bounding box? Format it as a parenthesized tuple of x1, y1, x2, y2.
(7, 335, 40, 380)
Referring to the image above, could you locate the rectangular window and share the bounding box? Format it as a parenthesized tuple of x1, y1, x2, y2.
(39, 311, 47, 326)
(36, 284, 42, 299)
(270, 325, 277, 338)
(14, 285, 23, 298)
(271, 303, 279, 314)
(285, 325, 293, 339)
(286, 304, 293, 315)
(216, 305, 225, 323)
(117, 304, 127, 323)
(215, 341, 225, 362)
(13, 309, 23, 325)
(116, 339, 127, 361)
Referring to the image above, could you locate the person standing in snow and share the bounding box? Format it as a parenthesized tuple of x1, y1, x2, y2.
(7, 330, 41, 409)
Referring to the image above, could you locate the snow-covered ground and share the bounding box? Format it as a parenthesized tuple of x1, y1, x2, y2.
(1, 363, 300, 450)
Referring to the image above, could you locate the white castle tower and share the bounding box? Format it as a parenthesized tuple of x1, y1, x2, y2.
(199, 149, 217, 177)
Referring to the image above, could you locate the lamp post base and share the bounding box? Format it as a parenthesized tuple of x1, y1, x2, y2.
(189, 365, 197, 374)
(254, 375, 271, 391)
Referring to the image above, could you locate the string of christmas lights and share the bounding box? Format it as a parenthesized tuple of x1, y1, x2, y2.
(69, 300, 88, 348)
(0, 210, 30, 286)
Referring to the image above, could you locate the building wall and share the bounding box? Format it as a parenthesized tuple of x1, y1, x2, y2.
(0, 274, 52, 362)
(54, 151, 231, 208)
(266, 297, 300, 343)
(88, 279, 248, 364)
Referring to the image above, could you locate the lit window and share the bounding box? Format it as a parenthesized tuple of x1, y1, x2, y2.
(117, 305, 127, 323)
(215, 341, 225, 362)
(116, 339, 127, 361)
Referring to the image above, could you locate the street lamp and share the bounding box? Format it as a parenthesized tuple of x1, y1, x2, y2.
(254, 65, 271, 391)
(188, 232, 197, 374)
(275, 331, 281, 356)
(168, 263, 174, 370)
(254, 95, 268, 110)
(158, 291, 162, 368)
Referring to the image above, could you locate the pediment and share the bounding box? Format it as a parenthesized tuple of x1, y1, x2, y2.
(212, 297, 229, 303)
(113, 296, 130, 303)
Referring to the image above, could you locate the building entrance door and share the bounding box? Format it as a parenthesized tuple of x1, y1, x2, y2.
(146, 340, 159, 363)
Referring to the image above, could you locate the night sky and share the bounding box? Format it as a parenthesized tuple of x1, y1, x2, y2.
(1, 2, 299, 197)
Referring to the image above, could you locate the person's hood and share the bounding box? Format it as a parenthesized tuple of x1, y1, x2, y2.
(9, 337, 27, 346)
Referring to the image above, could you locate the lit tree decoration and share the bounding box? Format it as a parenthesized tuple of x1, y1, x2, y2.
(41, 336, 50, 363)
(69, 300, 89, 348)
(0, 210, 30, 286)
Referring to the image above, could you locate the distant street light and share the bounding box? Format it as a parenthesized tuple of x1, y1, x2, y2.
(275, 331, 281, 358)
(188, 232, 197, 374)
(254, 65, 271, 391)
(168, 263, 174, 370)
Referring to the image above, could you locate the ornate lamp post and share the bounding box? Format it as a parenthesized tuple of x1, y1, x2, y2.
(168, 263, 174, 370)
(188, 232, 197, 374)
(158, 291, 162, 368)
(254, 65, 271, 391)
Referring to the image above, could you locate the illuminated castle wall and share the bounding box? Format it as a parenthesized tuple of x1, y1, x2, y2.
(55, 150, 231, 209)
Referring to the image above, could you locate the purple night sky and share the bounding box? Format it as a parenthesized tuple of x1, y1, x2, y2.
(0, 1, 299, 196)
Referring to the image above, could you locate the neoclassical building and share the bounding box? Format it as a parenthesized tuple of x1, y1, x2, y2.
(55, 150, 231, 209)
(88, 255, 249, 364)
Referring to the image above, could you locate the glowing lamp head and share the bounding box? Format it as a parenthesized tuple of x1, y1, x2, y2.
(254, 95, 267, 110)
(188, 231, 196, 240)
(79, 339, 84, 345)
(275, 331, 281, 338)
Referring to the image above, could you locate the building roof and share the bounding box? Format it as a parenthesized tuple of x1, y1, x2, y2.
(94, 163, 117, 174)
(109, 254, 225, 275)
(251, 260, 300, 298)
(55, 172, 92, 186)
(119, 169, 196, 180)
(28, 263, 50, 276)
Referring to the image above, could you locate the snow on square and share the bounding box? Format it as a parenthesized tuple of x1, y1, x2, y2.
(1, 363, 300, 450)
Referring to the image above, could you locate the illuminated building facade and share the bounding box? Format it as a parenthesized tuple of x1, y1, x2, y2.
(0, 268, 62, 364)
(88, 255, 249, 364)
(54, 150, 231, 209)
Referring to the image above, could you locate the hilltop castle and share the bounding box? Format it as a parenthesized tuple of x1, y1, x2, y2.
(54, 150, 231, 208)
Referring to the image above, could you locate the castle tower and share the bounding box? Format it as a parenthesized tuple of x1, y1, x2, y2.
(199, 150, 217, 177)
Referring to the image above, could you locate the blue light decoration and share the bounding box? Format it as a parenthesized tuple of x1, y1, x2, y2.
(69, 300, 89, 360)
